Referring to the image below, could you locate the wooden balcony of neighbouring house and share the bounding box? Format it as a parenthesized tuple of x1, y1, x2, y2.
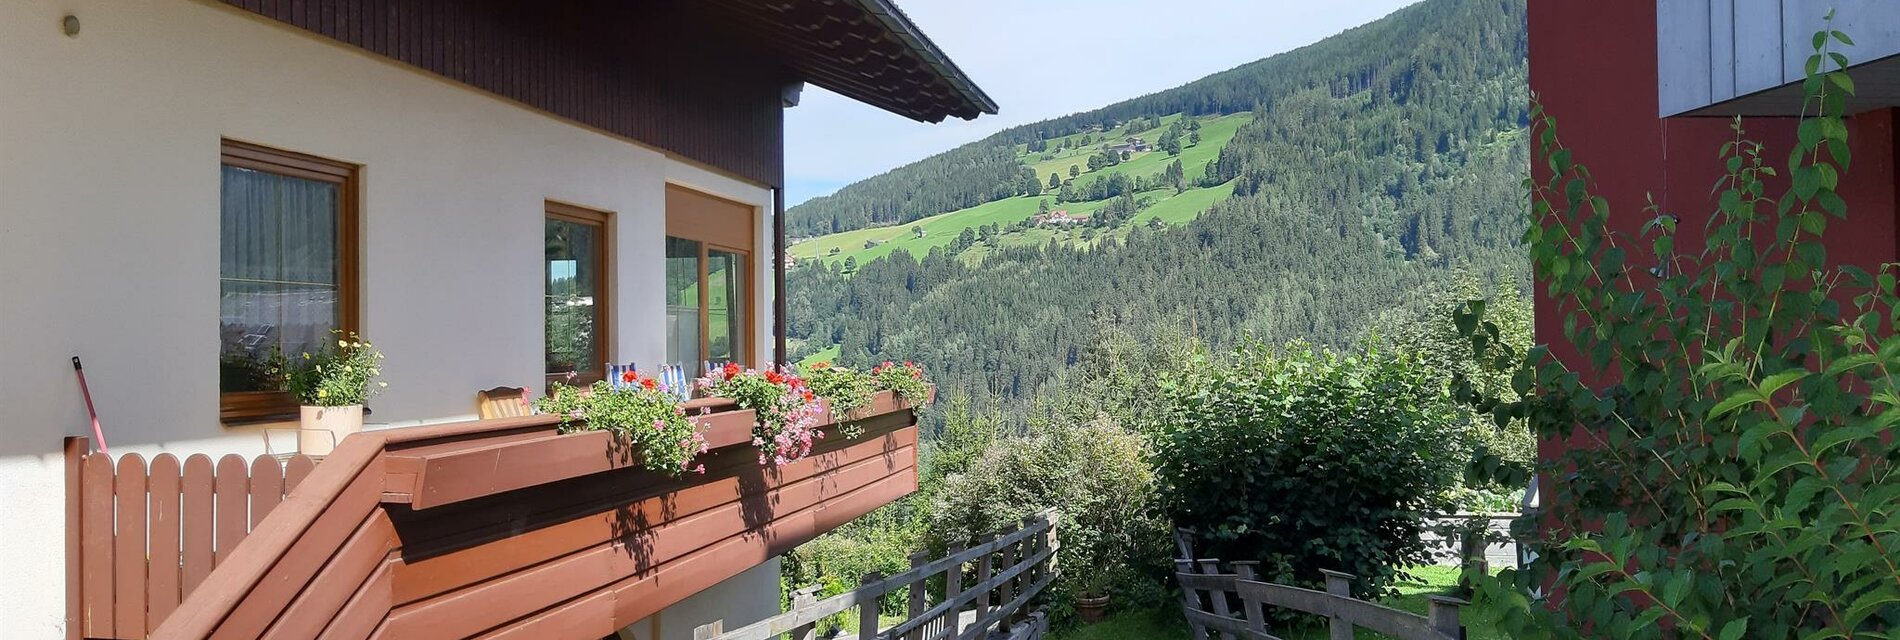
(65, 390, 928, 639)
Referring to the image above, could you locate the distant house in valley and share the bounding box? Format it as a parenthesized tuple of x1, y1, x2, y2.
(1107, 136, 1150, 154)
(1033, 209, 1083, 226)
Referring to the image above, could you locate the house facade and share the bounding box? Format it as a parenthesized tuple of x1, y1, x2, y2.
(0, 0, 990, 637)
(1528, 1, 1899, 492)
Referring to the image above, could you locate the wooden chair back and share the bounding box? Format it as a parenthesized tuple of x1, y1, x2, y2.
(477, 386, 532, 420)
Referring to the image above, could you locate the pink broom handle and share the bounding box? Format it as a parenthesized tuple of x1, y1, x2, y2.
(72, 357, 110, 455)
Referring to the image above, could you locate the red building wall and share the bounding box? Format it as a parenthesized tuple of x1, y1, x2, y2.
(1528, 1, 1899, 474)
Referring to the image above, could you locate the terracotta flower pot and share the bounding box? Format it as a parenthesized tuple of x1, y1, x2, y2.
(299, 404, 363, 456)
(1074, 594, 1110, 624)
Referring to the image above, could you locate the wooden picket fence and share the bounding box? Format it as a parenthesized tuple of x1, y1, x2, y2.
(1172, 533, 1466, 640)
(696, 510, 1059, 640)
(64, 437, 321, 639)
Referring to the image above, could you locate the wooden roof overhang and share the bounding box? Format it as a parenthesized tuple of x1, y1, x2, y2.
(701, 0, 997, 123)
(215, 0, 993, 188)
(146, 391, 924, 639)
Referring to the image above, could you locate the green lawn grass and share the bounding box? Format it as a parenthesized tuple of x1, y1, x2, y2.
(797, 344, 840, 367)
(1050, 566, 1505, 640)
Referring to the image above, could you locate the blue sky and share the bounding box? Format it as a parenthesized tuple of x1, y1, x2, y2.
(783, 0, 1422, 206)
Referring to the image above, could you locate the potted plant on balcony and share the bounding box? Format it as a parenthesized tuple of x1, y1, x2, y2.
(284, 331, 385, 455)
(538, 369, 710, 475)
(800, 361, 875, 437)
(698, 364, 825, 466)
(870, 361, 930, 407)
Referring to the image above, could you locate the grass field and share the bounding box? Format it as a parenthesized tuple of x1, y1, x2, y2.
(1040, 113, 1251, 194)
(796, 344, 839, 367)
(1049, 566, 1506, 640)
(789, 195, 1118, 265)
(789, 112, 1252, 269)
(1021, 112, 1249, 186)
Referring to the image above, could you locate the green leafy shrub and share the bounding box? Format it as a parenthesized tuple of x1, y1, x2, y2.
(1458, 24, 1900, 639)
(284, 331, 386, 407)
(1371, 271, 1536, 466)
(537, 373, 709, 476)
(930, 416, 1166, 602)
(1153, 341, 1462, 598)
(781, 499, 928, 632)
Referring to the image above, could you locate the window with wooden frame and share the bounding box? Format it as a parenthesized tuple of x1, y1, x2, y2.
(664, 185, 757, 370)
(546, 202, 614, 385)
(218, 140, 360, 423)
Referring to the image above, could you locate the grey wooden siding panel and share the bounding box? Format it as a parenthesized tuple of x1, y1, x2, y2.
(1711, 0, 1737, 100)
(1734, 0, 1787, 96)
(1661, 0, 1900, 115)
(1659, 0, 1714, 116)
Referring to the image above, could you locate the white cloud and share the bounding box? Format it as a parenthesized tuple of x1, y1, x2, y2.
(785, 0, 1422, 205)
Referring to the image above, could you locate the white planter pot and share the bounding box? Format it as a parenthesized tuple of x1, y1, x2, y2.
(299, 404, 364, 456)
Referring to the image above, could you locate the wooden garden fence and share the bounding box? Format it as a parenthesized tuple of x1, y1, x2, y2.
(64, 437, 321, 639)
(1172, 533, 1466, 640)
(695, 509, 1059, 640)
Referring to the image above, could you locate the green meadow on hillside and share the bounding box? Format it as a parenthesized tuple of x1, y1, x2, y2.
(789, 112, 1251, 269)
(1026, 112, 1250, 189)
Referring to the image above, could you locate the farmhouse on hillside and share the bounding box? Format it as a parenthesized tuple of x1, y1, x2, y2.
(0, 0, 991, 637)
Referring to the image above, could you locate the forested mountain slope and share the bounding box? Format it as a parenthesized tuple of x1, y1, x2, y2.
(786, 0, 1525, 239)
(787, 0, 1530, 420)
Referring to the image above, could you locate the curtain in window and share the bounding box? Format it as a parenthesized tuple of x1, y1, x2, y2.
(219, 166, 340, 392)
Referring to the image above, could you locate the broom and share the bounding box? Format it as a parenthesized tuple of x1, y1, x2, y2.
(72, 356, 110, 455)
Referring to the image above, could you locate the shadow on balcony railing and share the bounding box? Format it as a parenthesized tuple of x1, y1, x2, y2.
(66, 390, 925, 639)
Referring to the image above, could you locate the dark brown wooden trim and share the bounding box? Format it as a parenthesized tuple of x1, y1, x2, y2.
(773, 187, 787, 366)
(544, 201, 614, 383)
(218, 140, 362, 424)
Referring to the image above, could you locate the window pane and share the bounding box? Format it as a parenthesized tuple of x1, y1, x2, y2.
(665, 237, 703, 368)
(546, 218, 601, 377)
(707, 249, 746, 365)
(219, 165, 341, 392)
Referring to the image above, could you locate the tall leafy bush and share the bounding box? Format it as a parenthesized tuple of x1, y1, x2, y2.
(1154, 342, 1463, 597)
(1458, 23, 1900, 638)
(930, 416, 1166, 602)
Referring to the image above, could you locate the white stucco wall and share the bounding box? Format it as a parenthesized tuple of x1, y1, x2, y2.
(0, 0, 778, 635)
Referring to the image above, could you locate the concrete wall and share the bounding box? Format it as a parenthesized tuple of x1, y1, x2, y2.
(1658, 0, 1900, 115)
(0, 0, 778, 635)
(617, 559, 784, 640)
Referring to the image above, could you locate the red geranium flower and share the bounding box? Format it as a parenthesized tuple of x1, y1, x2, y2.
(764, 370, 784, 384)
(621, 369, 636, 384)
(641, 378, 658, 390)
(723, 362, 742, 376)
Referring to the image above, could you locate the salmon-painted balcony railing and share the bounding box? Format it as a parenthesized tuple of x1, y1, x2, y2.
(64, 390, 926, 639)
